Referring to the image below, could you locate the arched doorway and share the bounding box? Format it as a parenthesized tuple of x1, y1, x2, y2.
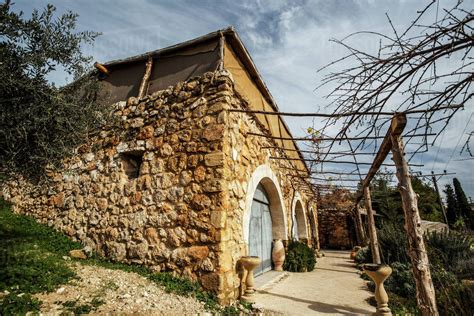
(243, 164, 288, 276)
(249, 184, 273, 275)
(292, 194, 309, 241)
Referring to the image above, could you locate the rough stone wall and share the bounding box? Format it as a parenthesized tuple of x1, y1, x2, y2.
(218, 81, 318, 301)
(2, 71, 235, 294)
(317, 208, 356, 249)
(1, 69, 317, 304)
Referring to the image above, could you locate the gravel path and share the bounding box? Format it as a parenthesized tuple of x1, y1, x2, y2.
(35, 262, 206, 315)
(253, 250, 375, 315)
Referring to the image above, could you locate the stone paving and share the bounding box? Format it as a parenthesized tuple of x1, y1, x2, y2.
(253, 250, 375, 315)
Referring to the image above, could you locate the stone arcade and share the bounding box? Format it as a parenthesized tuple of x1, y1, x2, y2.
(2, 27, 318, 304)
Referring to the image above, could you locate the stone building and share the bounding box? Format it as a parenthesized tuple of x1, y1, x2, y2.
(2, 27, 318, 303)
(317, 208, 357, 249)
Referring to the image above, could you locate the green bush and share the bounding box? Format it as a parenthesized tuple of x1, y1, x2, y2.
(384, 262, 416, 298)
(377, 222, 409, 264)
(372, 225, 474, 315)
(425, 230, 472, 273)
(283, 241, 316, 272)
(354, 246, 371, 264)
(431, 266, 473, 316)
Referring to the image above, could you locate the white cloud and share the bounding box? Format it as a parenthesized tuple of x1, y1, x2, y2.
(14, 0, 474, 197)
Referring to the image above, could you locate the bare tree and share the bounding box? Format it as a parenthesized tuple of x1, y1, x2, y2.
(318, 2, 473, 315)
(319, 1, 473, 159)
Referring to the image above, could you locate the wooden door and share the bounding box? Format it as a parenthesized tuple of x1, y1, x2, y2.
(249, 184, 273, 276)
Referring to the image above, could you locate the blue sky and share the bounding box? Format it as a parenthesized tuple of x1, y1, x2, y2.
(15, 0, 474, 200)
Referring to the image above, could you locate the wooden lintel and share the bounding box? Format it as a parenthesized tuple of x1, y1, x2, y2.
(138, 57, 154, 99)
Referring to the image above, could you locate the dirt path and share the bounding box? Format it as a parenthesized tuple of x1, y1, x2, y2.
(253, 250, 375, 315)
(35, 262, 205, 315)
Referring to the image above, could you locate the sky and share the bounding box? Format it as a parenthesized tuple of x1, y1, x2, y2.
(15, 0, 474, 201)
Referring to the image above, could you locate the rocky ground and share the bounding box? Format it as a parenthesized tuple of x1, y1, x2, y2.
(34, 262, 206, 315)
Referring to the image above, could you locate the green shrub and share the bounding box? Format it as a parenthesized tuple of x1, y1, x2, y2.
(377, 222, 410, 264)
(384, 262, 416, 298)
(283, 241, 316, 272)
(454, 257, 474, 279)
(425, 230, 472, 273)
(368, 224, 474, 315)
(431, 266, 473, 316)
(354, 246, 371, 264)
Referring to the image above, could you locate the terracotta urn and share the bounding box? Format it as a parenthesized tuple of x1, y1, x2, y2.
(363, 264, 392, 316)
(240, 256, 261, 303)
(350, 246, 362, 260)
(272, 239, 285, 271)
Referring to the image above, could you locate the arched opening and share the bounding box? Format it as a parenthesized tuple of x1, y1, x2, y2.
(291, 193, 309, 241)
(249, 183, 273, 275)
(243, 165, 288, 276)
(243, 165, 287, 244)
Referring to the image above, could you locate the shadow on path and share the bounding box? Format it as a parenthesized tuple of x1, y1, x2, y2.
(259, 290, 373, 315)
(314, 266, 359, 275)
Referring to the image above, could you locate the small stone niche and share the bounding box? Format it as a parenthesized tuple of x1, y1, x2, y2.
(120, 151, 144, 179)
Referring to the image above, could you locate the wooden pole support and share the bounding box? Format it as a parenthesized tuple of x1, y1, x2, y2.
(364, 186, 381, 264)
(138, 57, 154, 99)
(390, 114, 438, 316)
(354, 205, 367, 246)
(94, 62, 109, 76)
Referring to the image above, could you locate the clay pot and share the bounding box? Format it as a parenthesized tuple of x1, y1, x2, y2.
(350, 246, 362, 260)
(272, 239, 285, 271)
(363, 264, 393, 316)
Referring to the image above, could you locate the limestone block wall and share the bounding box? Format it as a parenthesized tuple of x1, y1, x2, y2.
(1, 69, 318, 304)
(2, 71, 235, 294)
(317, 208, 356, 249)
(218, 80, 318, 301)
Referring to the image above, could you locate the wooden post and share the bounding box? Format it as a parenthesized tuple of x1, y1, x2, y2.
(431, 171, 449, 226)
(364, 186, 381, 264)
(355, 205, 367, 245)
(138, 57, 153, 99)
(390, 114, 438, 316)
(352, 205, 366, 246)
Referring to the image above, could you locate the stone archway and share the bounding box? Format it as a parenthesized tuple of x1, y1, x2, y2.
(243, 164, 288, 247)
(291, 192, 309, 241)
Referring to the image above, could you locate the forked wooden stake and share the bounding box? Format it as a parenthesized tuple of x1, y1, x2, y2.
(364, 186, 381, 264)
(390, 114, 438, 316)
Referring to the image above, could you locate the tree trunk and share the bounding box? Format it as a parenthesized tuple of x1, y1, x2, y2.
(363, 186, 381, 264)
(391, 133, 439, 316)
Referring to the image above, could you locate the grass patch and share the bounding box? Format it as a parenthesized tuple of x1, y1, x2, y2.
(60, 297, 105, 315)
(0, 198, 81, 315)
(0, 198, 252, 314)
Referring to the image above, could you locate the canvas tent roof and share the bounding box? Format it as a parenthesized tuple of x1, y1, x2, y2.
(100, 26, 310, 174)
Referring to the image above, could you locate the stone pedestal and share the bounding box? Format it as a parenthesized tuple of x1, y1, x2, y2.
(240, 256, 261, 303)
(363, 264, 392, 316)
